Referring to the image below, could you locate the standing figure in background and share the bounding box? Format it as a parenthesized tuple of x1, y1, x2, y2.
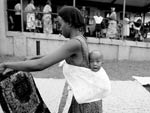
(35, 6, 42, 33)
(81, 6, 88, 34)
(14, 1, 21, 31)
(123, 14, 130, 40)
(8, 11, 14, 31)
(25, 0, 36, 32)
(81, 6, 88, 25)
(133, 14, 143, 41)
(43, 0, 52, 34)
(106, 7, 118, 39)
(93, 11, 103, 38)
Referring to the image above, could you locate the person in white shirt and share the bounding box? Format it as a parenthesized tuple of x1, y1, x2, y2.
(123, 14, 130, 39)
(93, 11, 103, 38)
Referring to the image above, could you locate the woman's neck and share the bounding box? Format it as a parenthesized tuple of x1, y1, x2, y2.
(70, 29, 83, 39)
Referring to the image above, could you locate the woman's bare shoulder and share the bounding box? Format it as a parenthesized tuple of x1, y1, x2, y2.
(62, 38, 82, 52)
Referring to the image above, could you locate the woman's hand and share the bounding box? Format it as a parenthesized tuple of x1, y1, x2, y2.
(0, 63, 6, 74)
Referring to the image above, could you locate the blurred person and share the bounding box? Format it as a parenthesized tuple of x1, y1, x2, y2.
(25, 0, 36, 32)
(43, 0, 52, 34)
(129, 24, 136, 40)
(35, 6, 42, 33)
(81, 6, 88, 25)
(93, 11, 103, 38)
(14, 1, 21, 31)
(106, 7, 118, 39)
(8, 11, 14, 31)
(123, 14, 130, 39)
(133, 14, 143, 41)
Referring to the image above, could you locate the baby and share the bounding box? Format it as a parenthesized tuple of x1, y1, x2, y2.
(59, 50, 111, 104)
(89, 50, 103, 72)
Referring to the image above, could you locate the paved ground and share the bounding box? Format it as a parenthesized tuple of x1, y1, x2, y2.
(103, 81, 150, 113)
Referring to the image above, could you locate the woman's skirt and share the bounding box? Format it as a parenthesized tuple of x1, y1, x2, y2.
(68, 96, 102, 113)
(95, 24, 101, 32)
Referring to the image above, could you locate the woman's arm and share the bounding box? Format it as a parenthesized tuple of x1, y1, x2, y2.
(0, 39, 81, 72)
(24, 55, 44, 61)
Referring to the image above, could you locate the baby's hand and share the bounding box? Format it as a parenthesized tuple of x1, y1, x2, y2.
(0, 63, 6, 74)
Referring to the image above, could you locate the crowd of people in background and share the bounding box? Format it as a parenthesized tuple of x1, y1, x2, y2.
(7, 0, 150, 41)
(82, 6, 150, 41)
(78, 6, 150, 41)
(8, 0, 56, 34)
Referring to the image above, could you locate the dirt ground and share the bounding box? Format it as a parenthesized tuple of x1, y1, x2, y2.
(1, 55, 150, 81)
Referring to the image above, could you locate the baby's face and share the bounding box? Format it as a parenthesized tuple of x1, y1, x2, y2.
(89, 53, 103, 72)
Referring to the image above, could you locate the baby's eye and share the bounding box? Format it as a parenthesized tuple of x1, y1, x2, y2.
(97, 60, 103, 63)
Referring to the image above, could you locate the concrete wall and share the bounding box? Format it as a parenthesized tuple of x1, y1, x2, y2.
(5, 31, 150, 61)
(0, 0, 7, 55)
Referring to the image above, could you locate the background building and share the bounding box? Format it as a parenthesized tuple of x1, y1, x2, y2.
(1, 0, 150, 61)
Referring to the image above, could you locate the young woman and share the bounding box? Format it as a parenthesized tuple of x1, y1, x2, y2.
(0, 6, 102, 113)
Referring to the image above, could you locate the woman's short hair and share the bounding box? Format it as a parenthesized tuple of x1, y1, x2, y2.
(58, 6, 85, 29)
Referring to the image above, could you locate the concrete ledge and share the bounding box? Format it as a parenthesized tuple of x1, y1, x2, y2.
(5, 31, 150, 61)
(87, 37, 150, 48)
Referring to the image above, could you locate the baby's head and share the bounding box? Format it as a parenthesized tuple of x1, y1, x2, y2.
(89, 50, 103, 72)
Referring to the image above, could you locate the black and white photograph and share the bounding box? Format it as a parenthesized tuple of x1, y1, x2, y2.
(0, 0, 150, 113)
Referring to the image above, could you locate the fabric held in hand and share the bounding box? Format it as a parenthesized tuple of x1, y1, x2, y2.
(0, 70, 51, 113)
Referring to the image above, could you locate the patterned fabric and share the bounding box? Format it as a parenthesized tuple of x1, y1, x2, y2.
(43, 4, 52, 34)
(26, 13, 36, 30)
(0, 70, 51, 113)
(25, 3, 36, 31)
(68, 97, 102, 113)
(43, 14, 52, 34)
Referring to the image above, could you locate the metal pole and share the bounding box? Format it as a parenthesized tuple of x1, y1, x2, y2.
(122, 0, 126, 40)
(21, 0, 24, 32)
(73, 0, 76, 7)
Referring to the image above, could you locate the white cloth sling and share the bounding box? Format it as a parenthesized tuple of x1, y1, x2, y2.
(59, 61, 111, 104)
